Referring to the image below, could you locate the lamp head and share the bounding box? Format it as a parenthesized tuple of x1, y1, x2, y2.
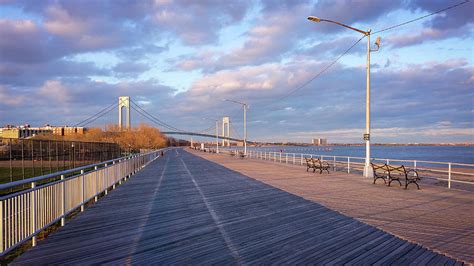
(307, 16, 321, 22)
(375, 37, 381, 48)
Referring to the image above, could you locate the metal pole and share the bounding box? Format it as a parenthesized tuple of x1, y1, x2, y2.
(81, 169, 85, 212)
(347, 157, 350, 174)
(448, 163, 452, 189)
(363, 33, 373, 178)
(30, 182, 36, 247)
(244, 104, 247, 155)
(9, 139, 12, 183)
(21, 140, 25, 180)
(61, 174, 65, 226)
(215, 120, 219, 153)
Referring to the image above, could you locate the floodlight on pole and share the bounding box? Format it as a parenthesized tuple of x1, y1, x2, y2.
(307, 16, 381, 178)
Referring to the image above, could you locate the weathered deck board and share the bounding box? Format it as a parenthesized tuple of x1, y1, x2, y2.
(13, 149, 462, 264)
(194, 149, 474, 263)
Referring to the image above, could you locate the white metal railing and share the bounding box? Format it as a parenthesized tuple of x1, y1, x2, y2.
(0, 149, 165, 255)
(225, 149, 474, 189)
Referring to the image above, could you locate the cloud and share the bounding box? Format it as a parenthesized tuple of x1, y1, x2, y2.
(385, 0, 474, 48)
(0, 85, 27, 106)
(39, 80, 72, 103)
(152, 0, 250, 45)
(287, 125, 474, 143)
(112, 62, 150, 77)
(0, 60, 110, 87)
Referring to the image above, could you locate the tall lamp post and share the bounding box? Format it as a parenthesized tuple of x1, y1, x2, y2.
(307, 16, 380, 178)
(203, 118, 219, 153)
(224, 99, 248, 155)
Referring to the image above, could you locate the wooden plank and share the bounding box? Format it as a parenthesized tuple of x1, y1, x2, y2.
(12, 149, 463, 264)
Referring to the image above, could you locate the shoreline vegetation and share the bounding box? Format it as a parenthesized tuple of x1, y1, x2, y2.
(31, 123, 189, 151)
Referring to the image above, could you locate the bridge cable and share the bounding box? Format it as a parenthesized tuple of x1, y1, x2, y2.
(73, 102, 119, 127)
(129, 105, 184, 132)
(130, 100, 185, 132)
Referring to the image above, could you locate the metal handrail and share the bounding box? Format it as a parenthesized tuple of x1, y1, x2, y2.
(225, 148, 474, 189)
(0, 155, 134, 191)
(0, 148, 167, 255)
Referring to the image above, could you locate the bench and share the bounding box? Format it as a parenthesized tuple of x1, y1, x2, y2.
(371, 163, 421, 189)
(304, 157, 330, 174)
(238, 151, 246, 159)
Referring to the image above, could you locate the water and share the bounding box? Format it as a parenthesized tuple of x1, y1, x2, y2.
(230, 145, 474, 165)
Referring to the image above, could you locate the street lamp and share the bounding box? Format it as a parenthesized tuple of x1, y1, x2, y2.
(203, 118, 219, 153)
(224, 99, 248, 155)
(307, 16, 380, 178)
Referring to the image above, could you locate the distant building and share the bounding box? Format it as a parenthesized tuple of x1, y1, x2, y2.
(54, 126, 86, 136)
(0, 125, 52, 139)
(312, 138, 328, 146)
(0, 124, 86, 139)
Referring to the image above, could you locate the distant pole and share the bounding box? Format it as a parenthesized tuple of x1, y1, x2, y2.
(215, 120, 219, 153)
(224, 99, 248, 155)
(244, 103, 247, 155)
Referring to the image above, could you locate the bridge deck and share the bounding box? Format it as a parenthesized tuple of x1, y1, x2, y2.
(14, 149, 464, 264)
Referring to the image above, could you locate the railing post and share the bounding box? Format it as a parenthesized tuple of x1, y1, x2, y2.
(413, 160, 417, 176)
(105, 163, 108, 195)
(0, 199, 3, 253)
(94, 166, 98, 202)
(81, 169, 85, 212)
(347, 157, 350, 174)
(285, 153, 288, 164)
(279, 152, 282, 163)
(333, 156, 336, 171)
(301, 154, 303, 165)
(386, 159, 389, 165)
(293, 153, 295, 164)
(112, 161, 116, 190)
(30, 181, 36, 247)
(448, 163, 452, 189)
(61, 175, 65, 226)
(274, 152, 276, 162)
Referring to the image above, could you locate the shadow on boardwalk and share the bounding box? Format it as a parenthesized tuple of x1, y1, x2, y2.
(13, 149, 463, 264)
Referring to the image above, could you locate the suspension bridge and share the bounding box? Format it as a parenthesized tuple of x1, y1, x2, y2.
(72, 96, 249, 144)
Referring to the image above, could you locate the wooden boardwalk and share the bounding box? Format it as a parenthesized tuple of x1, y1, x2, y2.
(194, 149, 474, 264)
(13, 149, 464, 264)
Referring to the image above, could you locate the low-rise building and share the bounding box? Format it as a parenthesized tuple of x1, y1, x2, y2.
(0, 124, 86, 139)
(312, 138, 328, 146)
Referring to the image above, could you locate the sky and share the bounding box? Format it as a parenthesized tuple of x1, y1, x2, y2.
(0, 0, 473, 144)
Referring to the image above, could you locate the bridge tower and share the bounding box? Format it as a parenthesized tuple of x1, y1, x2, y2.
(118, 96, 131, 130)
(222, 116, 230, 147)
